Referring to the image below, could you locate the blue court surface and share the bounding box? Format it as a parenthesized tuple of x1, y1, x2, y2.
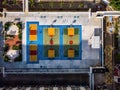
(26, 22, 82, 64)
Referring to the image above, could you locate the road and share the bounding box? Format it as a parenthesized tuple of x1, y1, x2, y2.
(0, 74, 89, 87)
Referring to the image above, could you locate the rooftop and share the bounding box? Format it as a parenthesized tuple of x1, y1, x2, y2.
(0, 12, 103, 72)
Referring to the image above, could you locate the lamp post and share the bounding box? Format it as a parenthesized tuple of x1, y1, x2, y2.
(70, 19, 76, 26)
(24, 0, 28, 14)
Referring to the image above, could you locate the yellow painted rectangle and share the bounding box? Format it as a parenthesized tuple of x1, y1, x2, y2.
(48, 49, 55, 58)
(68, 49, 74, 58)
(30, 55, 37, 61)
(29, 44, 37, 50)
(68, 28, 74, 36)
(48, 28, 55, 36)
(30, 24, 37, 30)
(29, 35, 37, 41)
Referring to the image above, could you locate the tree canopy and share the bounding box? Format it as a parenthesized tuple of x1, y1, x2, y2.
(110, 0, 120, 10)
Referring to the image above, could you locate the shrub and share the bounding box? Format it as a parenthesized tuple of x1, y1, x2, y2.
(12, 45, 19, 50)
(4, 55, 10, 62)
(110, 1, 120, 11)
(4, 22, 12, 31)
(19, 44, 22, 50)
(16, 22, 22, 29)
(78, 3, 84, 8)
(5, 36, 7, 40)
(29, 0, 35, 7)
(18, 32, 22, 40)
(14, 53, 22, 62)
(13, 0, 18, 5)
(6, 35, 14, 38)
(49, 2, 54, 8)
(4, 44, 10, 52)
(2, 0, 7, 5)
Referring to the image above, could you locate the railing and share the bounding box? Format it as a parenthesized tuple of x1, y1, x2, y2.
(104, 13, 120, 16)
(5, 68, 90, 74)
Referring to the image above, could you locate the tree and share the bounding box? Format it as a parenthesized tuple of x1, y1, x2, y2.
(18, 32, 22, 40)
(19, 44, 22, 50)
(78, 3, 84, 8)
(69, 1, 73, 8)
(104, 45, 113, 56)
(12, 45, 19, 50)
(2, 0, 7, 5)
(29, 0, 35, 7)
(4, 22, 12, 31)
(60, 0, 64, 8)
(39, 1, 44, 8)
(49, 1, 54, 8)
(110, 0, 120, 10)
(13, 0, 18, 5)
(4, 55, 10, 62)
(16, 22, 22, 29)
